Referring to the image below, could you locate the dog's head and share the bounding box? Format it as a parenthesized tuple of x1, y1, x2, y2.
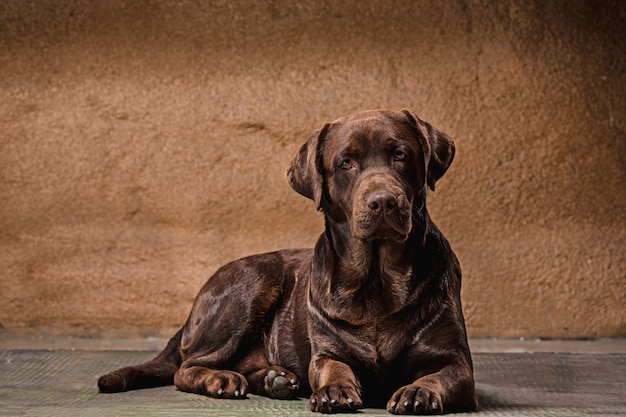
(287, 109, 455, 242)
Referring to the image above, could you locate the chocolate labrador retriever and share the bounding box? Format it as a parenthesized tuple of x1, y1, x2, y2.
(98, 109, 477, 414)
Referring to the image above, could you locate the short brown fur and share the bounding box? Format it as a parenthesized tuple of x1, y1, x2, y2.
(98, 109, 477, 414)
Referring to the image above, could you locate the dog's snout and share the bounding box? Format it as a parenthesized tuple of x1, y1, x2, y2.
(366, 190, 397, 214)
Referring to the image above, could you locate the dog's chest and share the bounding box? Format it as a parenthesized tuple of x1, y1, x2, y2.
(349, 319, 409, 369)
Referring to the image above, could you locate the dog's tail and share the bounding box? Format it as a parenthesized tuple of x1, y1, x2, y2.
(98, 327, 183, 393)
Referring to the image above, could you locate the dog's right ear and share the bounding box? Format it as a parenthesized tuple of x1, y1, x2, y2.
(287, 124, 329, 210)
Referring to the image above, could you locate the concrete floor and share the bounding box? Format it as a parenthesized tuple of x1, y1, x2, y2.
(0, 336, 625, 416)
(1, 333, 625, 353)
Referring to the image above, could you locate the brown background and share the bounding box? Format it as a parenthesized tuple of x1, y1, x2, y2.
(1, 0, 625, 339)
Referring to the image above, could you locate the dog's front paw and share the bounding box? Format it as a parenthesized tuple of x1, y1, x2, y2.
(263, 367, 299, 399)
(309, 384, 363, 413)
(387, 384, 443, 415)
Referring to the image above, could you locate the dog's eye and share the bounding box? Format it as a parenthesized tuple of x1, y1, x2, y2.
(393, 151, 407, 162)
(339, 159, 353, 170)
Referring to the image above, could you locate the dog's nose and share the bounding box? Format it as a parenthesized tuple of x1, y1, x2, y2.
(366, 190, 397, 214)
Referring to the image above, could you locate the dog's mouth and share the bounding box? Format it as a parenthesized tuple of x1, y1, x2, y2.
(358, 215, 412, 242)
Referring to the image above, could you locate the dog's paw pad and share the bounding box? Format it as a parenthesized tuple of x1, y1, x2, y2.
(263, 368, 299, 399)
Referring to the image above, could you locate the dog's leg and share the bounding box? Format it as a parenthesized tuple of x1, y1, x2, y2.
(98, 328, 182, 392)
(385, 363, 477, 415)
(386, 304, 477, 414)
(174, 357, 249, 399)
(171, 253, 295, 399)
(308, 355, 363, 413)
(174, 352, 301, 400)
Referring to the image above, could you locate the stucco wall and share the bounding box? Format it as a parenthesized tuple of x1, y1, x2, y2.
(1, 0, 625, 339)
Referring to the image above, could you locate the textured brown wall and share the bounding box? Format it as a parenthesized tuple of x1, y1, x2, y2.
(1, 0, 625, 339)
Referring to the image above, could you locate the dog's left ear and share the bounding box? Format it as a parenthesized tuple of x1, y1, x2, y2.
(401, 109, 455, 191)
(287, 124, 329, 210)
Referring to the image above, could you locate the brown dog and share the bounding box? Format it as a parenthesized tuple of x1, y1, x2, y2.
(98, 109, 477, 414)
